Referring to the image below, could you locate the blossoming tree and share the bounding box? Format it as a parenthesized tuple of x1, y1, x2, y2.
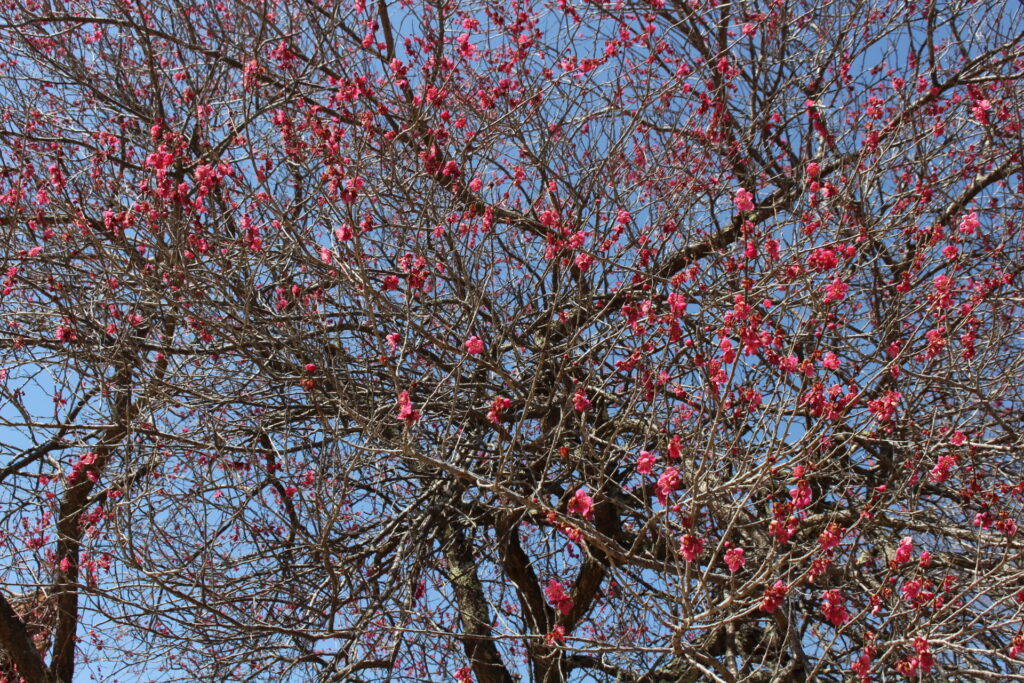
(0, 0, 1023, 680)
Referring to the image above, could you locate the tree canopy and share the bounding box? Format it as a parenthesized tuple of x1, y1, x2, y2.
(1, 0, 1023, 680)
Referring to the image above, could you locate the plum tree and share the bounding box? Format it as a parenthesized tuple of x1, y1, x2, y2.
(0, 0, 1023, 680)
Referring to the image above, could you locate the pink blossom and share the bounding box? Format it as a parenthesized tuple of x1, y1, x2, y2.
(55, 324, 77, 343)
(761, 580, 788, 613)
(679, 534, 704, 562)
(818, 523, 843, 551)
(769, 516, 798, 544)
(807, 247, 839, 272)
(867, 390, 901, 423)
(48, 163, 65, 189)
(456, 32, 475, 58)
(789, 479, 812, 509)
(823, 277, 848, 303)
(894, 536, 913, 564)
(822, 351, 840, 370)
(335, 224, 353, 241)
(567, 487, 594, 520)
(487, 395, 511, 424)
(913, 638, 934, 673)
(465, 336, 484, 354)
(1010, 634, 1024, 658)
(734, 188, 755, 212)
(397, 391, 420, 423)
(667, 435, 682, 460)
(572, 388, 591, 412)
(636, 450, 656, 475)
(821, 589, 850, 626)
(901, 578, 922, 603)
(852, 648, 874, 681)
(929, 455, 956, 483)
(655, 467, 680, 505)
(441, 160, 460, 177)
(999, 518, 1019, 539)
(545, 579, 573, 615)
(545, 625, 566, 646)
(574, 252, 594, 271)
(960, 211, 980, 235)
(719, 338, 736, 363)
(724, 547, 746, 572)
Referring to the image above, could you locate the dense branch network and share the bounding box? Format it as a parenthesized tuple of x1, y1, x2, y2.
(0, 0, 1022, 681)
